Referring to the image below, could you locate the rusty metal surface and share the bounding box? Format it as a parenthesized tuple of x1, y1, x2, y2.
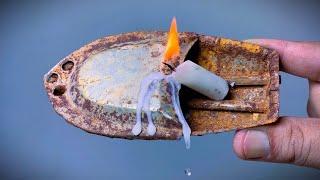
(186, 35, 279, 135)
(43, 31, 279, 140)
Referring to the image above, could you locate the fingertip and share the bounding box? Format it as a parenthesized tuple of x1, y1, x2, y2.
(233, 129, 247, 159)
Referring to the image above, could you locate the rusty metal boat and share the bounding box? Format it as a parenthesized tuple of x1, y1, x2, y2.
(43, 32, 280, 140)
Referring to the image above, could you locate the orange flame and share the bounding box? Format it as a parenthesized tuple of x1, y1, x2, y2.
(163, 17, 180, 62)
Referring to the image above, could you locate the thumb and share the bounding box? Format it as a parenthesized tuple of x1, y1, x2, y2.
(233, 117, 320, 168)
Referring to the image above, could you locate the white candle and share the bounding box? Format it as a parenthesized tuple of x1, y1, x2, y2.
(172, 60, 229, 100)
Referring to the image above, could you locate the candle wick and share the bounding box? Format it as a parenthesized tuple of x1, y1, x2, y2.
(162, 62, 176, 72)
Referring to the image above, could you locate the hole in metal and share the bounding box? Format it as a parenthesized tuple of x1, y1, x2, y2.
(47, 73, 58, 83)
(62, 61, 74, 71)
(279, 74, 281, 84)
(53, 85, 66, 96)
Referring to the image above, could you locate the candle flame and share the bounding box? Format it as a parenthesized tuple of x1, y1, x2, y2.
(163, 17, 180, 62)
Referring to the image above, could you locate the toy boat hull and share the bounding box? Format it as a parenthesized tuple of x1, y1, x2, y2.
(44, 32, 279, 140)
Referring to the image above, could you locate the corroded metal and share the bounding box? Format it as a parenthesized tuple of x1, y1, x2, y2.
(44, 31, 279, 140)
(187, 36, 279, 135)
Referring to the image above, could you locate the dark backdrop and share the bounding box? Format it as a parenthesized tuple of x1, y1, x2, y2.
(1, 0, 320, 179)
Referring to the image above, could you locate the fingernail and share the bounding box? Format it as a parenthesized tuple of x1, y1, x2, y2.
(243, 130, 270, 159)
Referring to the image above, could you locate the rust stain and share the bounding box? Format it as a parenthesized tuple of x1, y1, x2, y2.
(219, 38, 262, 54)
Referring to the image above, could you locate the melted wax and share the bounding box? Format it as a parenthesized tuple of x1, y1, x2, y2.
(132, 72, 191, 149)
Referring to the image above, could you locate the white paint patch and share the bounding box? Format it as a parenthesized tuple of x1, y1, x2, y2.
(77, 44, 164, 110)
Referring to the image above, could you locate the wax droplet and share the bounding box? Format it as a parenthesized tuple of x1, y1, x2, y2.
(184, 168, 192, 176)
(147, 123, 156, 136)
(132, 123, 142, 135)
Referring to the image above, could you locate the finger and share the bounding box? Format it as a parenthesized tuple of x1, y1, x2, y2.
(245, 39, 320, 82)
(307, 80, 320, 118)
(233, 117, 320, 168)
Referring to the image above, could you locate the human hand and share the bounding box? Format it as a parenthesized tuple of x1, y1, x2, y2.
(233, 39, 320, 169)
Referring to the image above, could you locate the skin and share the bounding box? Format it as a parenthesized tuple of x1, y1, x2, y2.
(233, 39, 320, 169)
